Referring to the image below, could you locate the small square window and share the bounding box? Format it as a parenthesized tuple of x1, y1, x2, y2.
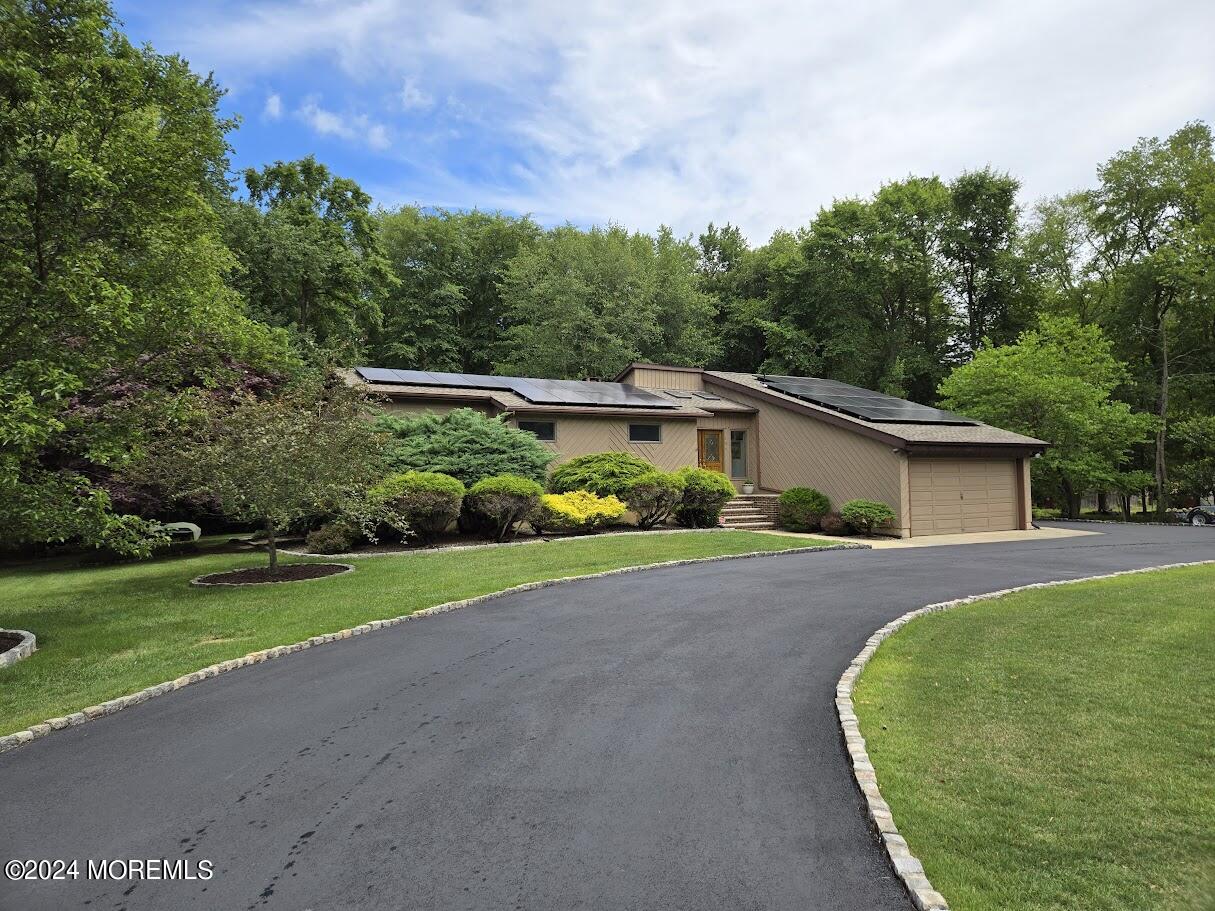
(628, 423, 662, 443)
(518, 420, 556, 441)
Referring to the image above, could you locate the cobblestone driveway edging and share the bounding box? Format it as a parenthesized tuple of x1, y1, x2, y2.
(0, 542, 866, 755)
(836, 558, 1215, 911)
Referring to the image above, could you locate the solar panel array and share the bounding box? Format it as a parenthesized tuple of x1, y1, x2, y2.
(355, 367, 679, 410)
(757, 375, 976, 425)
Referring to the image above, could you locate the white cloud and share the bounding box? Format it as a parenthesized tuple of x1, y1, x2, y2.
(296, 98, 392, 151)
(263, 92, 283, 120)
(400, 77, 433, 111)
(176, 0, 1215, 240)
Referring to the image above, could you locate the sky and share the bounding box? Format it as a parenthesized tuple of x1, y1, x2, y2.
(114, 0, 1215, 243)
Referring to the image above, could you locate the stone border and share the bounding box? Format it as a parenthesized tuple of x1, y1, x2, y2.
(190, 562, 355, 587)
(836, 558, 1215, 911)
(0, 629, 36, 670)
(1045, 516, 1212, 528)
(278, 525, 750, 560)
(0, 542, 866, 755)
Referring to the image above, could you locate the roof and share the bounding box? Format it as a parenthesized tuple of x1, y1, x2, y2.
(704, 371, 1048, 451)
(344, 370, 716, 419)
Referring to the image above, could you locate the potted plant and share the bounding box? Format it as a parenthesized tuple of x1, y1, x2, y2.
(741, 479, 755, 495)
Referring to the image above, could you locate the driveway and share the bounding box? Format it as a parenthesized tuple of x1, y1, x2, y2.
(2, 523, 1211, 911)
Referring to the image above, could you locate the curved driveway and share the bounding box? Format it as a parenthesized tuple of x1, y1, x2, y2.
(2, 523, 1211, 911)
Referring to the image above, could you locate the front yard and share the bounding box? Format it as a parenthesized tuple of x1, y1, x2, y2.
(854, 564, 1215, 911)
(0, 530, 824, 736)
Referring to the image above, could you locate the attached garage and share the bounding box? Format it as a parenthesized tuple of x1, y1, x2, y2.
(909, 458, 1020, 535)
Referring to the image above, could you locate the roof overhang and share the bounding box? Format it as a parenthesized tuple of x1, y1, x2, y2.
(902, 442, 1050, 458)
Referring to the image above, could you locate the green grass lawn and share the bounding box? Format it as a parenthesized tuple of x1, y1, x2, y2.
(0, 530, 823, 736)
(854, 565, 1215, 911)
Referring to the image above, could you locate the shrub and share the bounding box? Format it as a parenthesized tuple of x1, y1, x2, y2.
(621, 471, 685, 529)
(305, 521, 358, 554)
(530, 491, 626, 534)
(820, 512, 848, 535)
(778, 487, 831, 531)
(672, 467, 735, 528)
(370, 471, 465, 544)
(466, 475, 544, 542)
(840, 499, 896, 536)
(548, 452, 654, 499)
(374, 408, 553, 486)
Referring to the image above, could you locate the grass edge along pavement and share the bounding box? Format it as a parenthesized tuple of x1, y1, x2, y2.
(0, 531, 846, 751)
(842, 560, 1215, 911)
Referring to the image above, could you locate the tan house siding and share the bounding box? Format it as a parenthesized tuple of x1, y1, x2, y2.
(509, 415, 698, 471)
(695, 414, 758, 491)
(703, 379, 905, 528)
(628, 367, 705, 391)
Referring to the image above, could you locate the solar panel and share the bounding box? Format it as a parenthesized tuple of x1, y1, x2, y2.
(354, 368, 678, 409)
(757, 375, 976, 425)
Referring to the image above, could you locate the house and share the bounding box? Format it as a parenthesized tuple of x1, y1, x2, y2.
(351, 363, 1047, 538)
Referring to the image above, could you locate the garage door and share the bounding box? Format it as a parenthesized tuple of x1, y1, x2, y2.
(909, 458, 1019, 536)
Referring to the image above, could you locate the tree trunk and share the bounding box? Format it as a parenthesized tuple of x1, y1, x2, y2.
(1155, 322, 1169, 519)
(265, 518, 278, 573)
(1119, 494, 1131, 522)
(1097, 490, 1108, 514)
(1061, 479, 1080, 520)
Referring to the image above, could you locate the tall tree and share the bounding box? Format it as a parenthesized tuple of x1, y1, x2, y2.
(373, 207, 540, 372)
(0, 0, 291, 553)
(225, 156, 395, 355)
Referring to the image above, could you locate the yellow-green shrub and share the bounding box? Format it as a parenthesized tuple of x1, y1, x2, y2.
(530, 491, 626, 534)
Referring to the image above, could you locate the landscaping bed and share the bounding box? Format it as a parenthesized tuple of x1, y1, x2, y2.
(0, 531, 827, 736)
(853, 564, 1215, 911)
(193, 563, 353, 585)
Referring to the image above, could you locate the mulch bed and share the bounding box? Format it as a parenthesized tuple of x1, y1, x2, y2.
(0, 632, 23, 656)
(194, 563, 352, 585)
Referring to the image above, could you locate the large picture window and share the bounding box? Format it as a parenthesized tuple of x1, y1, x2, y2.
(628, 423, 662, 443)
(518, 420, 556, 441)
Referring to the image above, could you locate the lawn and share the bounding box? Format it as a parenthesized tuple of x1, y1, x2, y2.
(0, 530, 824, 736)
(853, 564, 1215, 911)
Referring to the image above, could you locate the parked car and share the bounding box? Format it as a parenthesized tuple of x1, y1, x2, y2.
(1184, 505, 1214, 526)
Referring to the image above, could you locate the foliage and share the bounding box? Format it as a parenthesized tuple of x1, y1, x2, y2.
(619, 471, 685, 529)
(777, 487, 831, 531)
(530, 491, 626, 534)
(374, 408, 553, 486)
(1172, 415, 1215, 502)
(939, 316, 1156, 517)
(548, 451, 655, 499)
(224, 157, 396, 354)
(672, 467, 736, 528)
(839, 499, 896, 535)
(0, 0, 295, 555)
(128, 378, 386, 570)
(370, 471, 464, 544)
(465, 475, 544, 541)
(820, 512, 849, 535)
(373, 207, 541, 372)
(305, 521, 359, 554)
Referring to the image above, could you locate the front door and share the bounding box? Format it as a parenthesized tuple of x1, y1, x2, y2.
(698, 429, 724, 473)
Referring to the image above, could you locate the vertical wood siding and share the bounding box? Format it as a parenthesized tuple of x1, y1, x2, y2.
(629, 368, 705, 391)
(511, 415, 698, 470)
(702, 380, 905, 525)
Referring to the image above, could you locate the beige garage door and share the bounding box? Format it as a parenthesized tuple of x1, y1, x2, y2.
(909, 458, 1019, 536)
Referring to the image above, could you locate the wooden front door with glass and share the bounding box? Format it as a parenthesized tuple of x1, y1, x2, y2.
(697, 429, 724, 473)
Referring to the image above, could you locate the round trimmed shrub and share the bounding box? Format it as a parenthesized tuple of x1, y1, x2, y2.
(548, 452, 654, 499)
(840, 499, 896, 536)
(778, 487, 831, 531)
(305, 521, 358, 554)
(530, 491, 627, 534)
(370, 471, 465, 544)
(672, 467, 736, 528)
(466, 475, 544, 542)
(820, 512, 848, 535)
(620, 470, 685, 529)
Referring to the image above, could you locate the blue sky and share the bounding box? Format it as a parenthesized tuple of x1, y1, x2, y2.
(114, 0, 1215, 242)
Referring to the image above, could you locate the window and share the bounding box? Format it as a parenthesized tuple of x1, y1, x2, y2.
(730, 430, 747, 477)
(518, 420, 556, 441)
(628, 423, 662, 443)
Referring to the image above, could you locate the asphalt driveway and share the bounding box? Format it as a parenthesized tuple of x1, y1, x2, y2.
(2, 522, 1211, 911)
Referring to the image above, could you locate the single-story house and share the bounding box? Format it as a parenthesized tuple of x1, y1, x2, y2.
(350, 363, 1047, 538)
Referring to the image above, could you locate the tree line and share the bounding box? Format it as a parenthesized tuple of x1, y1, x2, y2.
(2, 0, 1213, 553)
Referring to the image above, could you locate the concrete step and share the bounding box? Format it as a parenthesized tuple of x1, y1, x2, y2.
(719, 511, 767, 521)
(720, 519, 777, 529)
